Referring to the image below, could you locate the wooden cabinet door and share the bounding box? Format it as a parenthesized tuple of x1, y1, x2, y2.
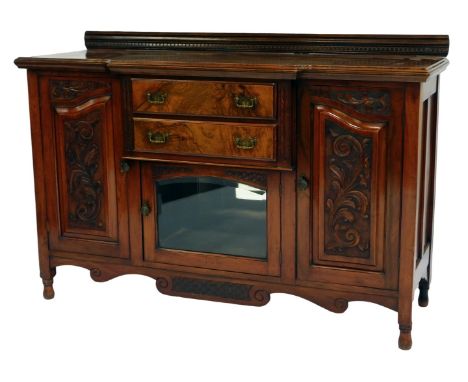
(297, 83, 404, 289)
(140, 163, 280, 276)
(40, 76, 129, 258)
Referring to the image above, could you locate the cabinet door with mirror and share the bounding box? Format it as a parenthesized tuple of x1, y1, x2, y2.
(141, 164, 280, 276)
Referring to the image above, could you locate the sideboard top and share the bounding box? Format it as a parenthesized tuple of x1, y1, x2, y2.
(14, 31, 449, 81)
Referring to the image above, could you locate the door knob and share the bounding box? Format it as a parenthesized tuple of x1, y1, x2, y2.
(298, 176, 309, 191)
(141, 202, 151, 216)
(120, 160, 130, 173)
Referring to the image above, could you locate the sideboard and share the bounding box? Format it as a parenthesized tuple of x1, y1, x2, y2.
(15, 31, 449, 349)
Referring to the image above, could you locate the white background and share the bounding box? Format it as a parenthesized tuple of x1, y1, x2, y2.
(1, 0, 467, 380)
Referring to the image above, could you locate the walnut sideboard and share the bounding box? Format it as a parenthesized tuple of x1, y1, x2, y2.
(15, 31, 449, 349)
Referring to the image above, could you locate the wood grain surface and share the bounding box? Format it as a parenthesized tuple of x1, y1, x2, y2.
(133, 117, 276, 160)
(15, 31, 449, 349)
(132, 79, 275, 119)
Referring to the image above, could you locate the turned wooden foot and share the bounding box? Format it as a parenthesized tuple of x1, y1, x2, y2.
(418, 279, 429, 307)
(398, 324, 412, 350)
(42, 277, 55, 300)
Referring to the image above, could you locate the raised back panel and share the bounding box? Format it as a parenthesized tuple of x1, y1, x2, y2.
(85, 31, 449, 56)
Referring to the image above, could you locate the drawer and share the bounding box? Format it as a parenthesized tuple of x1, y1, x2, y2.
(133, 118, 275, 161)
(132, 79, 275, 119)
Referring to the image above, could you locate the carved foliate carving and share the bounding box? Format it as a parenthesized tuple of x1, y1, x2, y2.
(151, 165, 194, 178)
(90, 268, 102, 281)
(324, 120, 372, 258)
(171, 277, 252, 301)
(50, 80, 110, 101)
(224, 169, 267, 188)
(151, 166, 267, 189)
(311, 88, 391, 115)
(64, 109, 105, 229)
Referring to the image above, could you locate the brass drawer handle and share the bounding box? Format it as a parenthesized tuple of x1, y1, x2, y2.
(234, 94, 257, 109)
(146, 91, 167, 104)
(234, 136, 257, 150)
(148, 131, 169, 144)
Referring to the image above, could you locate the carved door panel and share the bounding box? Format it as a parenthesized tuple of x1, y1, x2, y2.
(140, 163, 280, 276)
(297, 83, 403, 289)
(41, 77, 129, 258)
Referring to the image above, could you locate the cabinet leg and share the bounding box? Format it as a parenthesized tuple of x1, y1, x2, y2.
(398, 299, 412, 350)
(41, 268, 55, 300)
(398, 324, 412, 350)
(418, 278, 429, 307)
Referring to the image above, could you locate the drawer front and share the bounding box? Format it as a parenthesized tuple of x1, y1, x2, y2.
(133, 118, 275, 160)
(132, 79, 275, 119)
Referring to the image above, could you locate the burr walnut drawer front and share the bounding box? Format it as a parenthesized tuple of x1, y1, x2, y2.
(133, 118, 276, 160)
(131, 79, 275, 119)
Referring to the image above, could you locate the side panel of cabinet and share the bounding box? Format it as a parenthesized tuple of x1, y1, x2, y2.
(297, 82, 404, 289)
(40, 76, 129, 258)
